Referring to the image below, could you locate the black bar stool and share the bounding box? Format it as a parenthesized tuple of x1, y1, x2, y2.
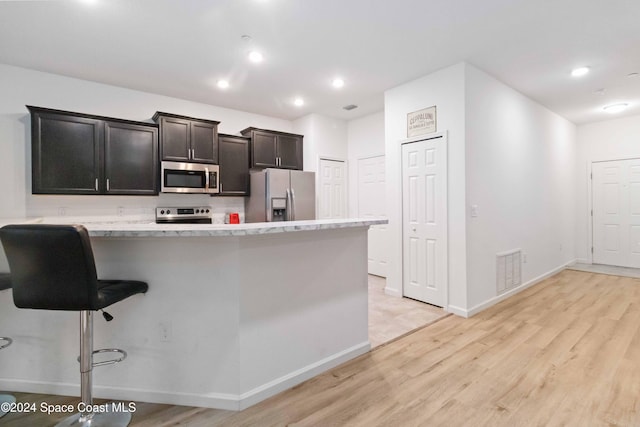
(0, 273, 16, 418)
(0, 225, 148, 427)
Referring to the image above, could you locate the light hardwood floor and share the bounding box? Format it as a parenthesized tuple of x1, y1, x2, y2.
(4, 269, 640, 426)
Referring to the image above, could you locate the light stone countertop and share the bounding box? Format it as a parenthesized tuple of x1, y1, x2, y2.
(0, 217, 388, 238)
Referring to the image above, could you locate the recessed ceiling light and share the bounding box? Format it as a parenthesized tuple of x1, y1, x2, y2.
(603, 103, 629, 114)
(293, 98, 304, 107)
(248, 51, 264, 63)
(594, 88, 606, 95)
(217, 80, 230, 89)
(332, 78, 345, 89)
(571, 67, 590, 77)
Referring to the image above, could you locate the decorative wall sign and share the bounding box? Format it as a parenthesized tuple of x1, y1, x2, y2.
(407, 106, 437, 138)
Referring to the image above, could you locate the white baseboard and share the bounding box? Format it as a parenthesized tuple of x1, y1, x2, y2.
(452, 259, 576, 318)
(238, 341, 370, 410)
(574, 258, 589, 264)
(446, 305, 469, 318)
(384, 286, 402, 297)
(0, 341, 371, 411)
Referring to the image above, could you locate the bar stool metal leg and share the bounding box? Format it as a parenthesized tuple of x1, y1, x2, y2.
(55, 311, 132, 427)
(0, 336, 15, 419)
(0, 393, 16, 418)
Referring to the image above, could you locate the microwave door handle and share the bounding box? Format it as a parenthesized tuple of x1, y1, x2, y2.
(290, 188, 296, 221)
(205, 167, 210, 191)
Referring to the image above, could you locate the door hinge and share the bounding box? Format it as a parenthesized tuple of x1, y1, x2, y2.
(591, 246, 594, 254)
(590, 172, 593, 179)
(591, 209, 593, 216)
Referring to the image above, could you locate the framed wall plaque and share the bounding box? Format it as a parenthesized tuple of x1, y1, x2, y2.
(407, 106, 437, 138)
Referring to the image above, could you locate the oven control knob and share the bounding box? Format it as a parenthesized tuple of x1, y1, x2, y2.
(167, 210, 171, 214)
(206, 209, 210, 213)
(160, 210, 165, 215)
(196, 209, 200, 213)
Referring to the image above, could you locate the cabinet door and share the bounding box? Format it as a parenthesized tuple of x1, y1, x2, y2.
(277, 135, 303, 170)
(104, 122, 158, 195)
(160, 116, 190, 162)
(191, 121, 218, 164)
(251, 131, 277, 168)
(218, 136, 249, 196)
(32, 112, 102, 194)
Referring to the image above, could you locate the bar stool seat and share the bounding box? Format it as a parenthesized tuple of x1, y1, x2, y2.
(0, 225, 148, 427)
(0, 273, 16, 419)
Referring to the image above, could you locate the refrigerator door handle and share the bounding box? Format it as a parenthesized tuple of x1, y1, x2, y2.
(285, 188, 292, 221)
(290, 188, 296, 220)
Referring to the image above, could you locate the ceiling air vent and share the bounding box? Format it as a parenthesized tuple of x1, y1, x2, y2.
(343, 104, 358, 111)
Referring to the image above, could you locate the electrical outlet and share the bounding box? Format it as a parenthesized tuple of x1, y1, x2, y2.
(470, 205, 479, 218)
(159, 321, 172, 342)
(58, 207, 67, 216)
(117, 206, 125, 216)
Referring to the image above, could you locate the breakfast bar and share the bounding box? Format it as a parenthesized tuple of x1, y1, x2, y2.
(0, 218, 385, 410)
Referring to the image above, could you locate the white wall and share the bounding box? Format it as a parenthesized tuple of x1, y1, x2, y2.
(465, 64, 576, 313)
(293, 113, 348, 173)
(0, 63, 292, 219)
(347, 111, 385, 217)
(575, 114, 640, 262)
(384, 63, 467, 307)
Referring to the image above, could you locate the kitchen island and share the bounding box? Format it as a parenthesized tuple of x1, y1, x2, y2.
(0, 218, 385, 410)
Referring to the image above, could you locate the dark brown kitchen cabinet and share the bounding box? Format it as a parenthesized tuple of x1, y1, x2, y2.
(29, 106, 159, 195)
(153, 112, 219, 164)
(240, 127, 303, 170)
(217, 134, 250, 196)
(104, 122, 158, 195)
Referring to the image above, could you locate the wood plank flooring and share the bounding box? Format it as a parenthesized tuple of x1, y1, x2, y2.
(4, 269, 640, 426)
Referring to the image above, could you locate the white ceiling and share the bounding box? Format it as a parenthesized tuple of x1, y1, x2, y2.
(1, 0, 639, 124)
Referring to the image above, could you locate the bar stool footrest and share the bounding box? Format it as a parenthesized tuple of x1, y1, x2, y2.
(77, 348, 127, 367)
(0, 337, 11, 350)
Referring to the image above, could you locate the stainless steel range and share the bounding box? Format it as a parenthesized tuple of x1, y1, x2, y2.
(155, 206, 212, 224)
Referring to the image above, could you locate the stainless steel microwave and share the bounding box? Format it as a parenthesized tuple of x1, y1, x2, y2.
(161, 161, 219, 194)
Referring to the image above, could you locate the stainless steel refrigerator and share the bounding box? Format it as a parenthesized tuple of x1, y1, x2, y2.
(245, 168, 316, 222)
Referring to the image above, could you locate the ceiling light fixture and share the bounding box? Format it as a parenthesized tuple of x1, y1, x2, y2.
(571, 67, 590, 77)
(294, 98, 304, 107)
(332, 78, 345, 89)
(217, 80, 230, 89)
(603, 103, 629, 114)
(248, 51, 264, 63)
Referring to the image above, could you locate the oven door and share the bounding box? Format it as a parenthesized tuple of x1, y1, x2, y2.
(161, 161, 219, 194)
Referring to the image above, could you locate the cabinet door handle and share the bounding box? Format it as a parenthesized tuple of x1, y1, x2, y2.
(95, 178, 98, 191)
(190, 148, 194, 159)
(220, 183, 223, 193)
(106, 178, 110, 192)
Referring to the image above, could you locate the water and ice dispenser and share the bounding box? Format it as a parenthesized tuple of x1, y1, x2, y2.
(271, 198, 287, 221)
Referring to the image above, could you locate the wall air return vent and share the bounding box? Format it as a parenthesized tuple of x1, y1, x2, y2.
(496, 249, 522, 294)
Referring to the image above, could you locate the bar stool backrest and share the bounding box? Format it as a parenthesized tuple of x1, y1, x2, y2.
(0, 224, 100, 310)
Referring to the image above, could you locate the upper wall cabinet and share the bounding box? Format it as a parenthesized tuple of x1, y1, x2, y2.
(218, 134, 250, 196)
(29, 106, 158, 195)
(153, 112, 219, 164)
(240, 128, 303, 170)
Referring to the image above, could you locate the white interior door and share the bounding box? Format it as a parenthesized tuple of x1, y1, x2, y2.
(318, 158, 347, 219)
(593, 158, 640, 268)
(402, 137, 447, 307)
(358, 155, 387, 277)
